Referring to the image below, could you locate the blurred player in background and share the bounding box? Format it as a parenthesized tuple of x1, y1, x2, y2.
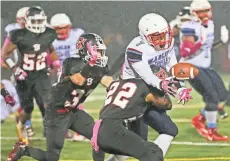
(1, 80, 18, 123)
(107, 13, 193, 161)
(50, 13, 85, 141)
(179, 0, 229, 141)
(1, 6, 59, 142)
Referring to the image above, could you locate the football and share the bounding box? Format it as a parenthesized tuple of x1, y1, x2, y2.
(169, 63, 199, 80)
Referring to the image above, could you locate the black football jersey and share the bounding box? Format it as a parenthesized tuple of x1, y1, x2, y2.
(49, 58, 109, 110)
(100, 79, 152, 120)
(9, 27, 57, 72)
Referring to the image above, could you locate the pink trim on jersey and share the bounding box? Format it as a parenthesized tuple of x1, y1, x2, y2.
(91, 119, 102, 152)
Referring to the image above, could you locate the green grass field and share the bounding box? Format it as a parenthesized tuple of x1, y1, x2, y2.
(1, 74, 230, 161)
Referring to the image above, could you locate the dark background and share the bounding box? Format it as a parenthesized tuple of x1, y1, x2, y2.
(1, 1, 230, 79)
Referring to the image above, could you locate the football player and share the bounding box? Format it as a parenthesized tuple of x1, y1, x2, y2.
(7, 33, 112, 161)
(1, 6, 59, 141)
(107, 13, 193, 161)
(90, 64, 177, 161)
(2, 6, 48, 137)
(180, 0, 229, 141)
(50, 13, 86, 140)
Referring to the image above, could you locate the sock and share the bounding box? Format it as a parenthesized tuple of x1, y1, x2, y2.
(205, 111, 217, 129)
(25, 120, 32, 127)
(107, 155, 128, 161)
(153, 134, 174, 156)
(201, 108, 205, 117)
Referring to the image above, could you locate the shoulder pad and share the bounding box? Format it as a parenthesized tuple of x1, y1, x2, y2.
(125, 37, 144, 63)
(47, 27, 58, 41)
(9, 29, 24, 44)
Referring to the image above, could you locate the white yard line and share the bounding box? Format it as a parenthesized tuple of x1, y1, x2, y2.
(1, 137, 230, 147)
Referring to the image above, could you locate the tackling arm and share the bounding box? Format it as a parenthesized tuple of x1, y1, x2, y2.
(145, 92, 172, 110)
(100, 76, 114, 88)
(1, 38, 17, 68)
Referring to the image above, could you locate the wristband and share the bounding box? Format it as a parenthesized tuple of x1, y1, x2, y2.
(5, 58, 16, 68)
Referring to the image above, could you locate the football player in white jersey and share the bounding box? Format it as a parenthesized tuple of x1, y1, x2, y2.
(107, 13, 193, 161)
(1, 79, 19, 123)
(50, 13, 86, 141)
(179, 0, 229, 141)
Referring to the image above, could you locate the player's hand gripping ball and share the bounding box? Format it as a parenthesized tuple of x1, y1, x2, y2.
(169, 63, 199, 80)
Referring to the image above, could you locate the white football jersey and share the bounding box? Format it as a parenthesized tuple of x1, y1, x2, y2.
(179, 20, 215, 68)
(52, 28, 85, 63)
(121, 36, 177, 79)
(1, 80, 20, 121)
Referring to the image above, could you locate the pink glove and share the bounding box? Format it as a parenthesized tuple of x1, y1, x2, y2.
(86, 42, 98, 66)
(160, 79, 178, 97)
(52, 60, 61, 69)
(13, 66, 28, 80)
(177, 88, 193, 104)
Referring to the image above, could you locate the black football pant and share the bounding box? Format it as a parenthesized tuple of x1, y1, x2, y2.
(94, 118, 163, 161)
(189, 67, 229, 111)
(24, 108, 104, 161)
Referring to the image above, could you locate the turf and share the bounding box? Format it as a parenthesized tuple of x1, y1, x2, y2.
(1, 74, 230, 161)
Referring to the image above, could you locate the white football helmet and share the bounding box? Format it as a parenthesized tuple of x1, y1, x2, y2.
(50, 13, 72, 40)
(138, 13, 172, 51)
(16, 7, 29, 27)
(190, 0, 212, 25)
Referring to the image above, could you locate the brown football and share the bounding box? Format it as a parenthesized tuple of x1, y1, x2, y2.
(169, 63, 199, 80)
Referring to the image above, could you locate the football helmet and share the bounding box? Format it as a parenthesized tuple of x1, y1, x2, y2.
(138, 13, 172, 51)
(190, 0, 212, 26)
(50, 13, 72, 40)
(16, 7, 29, 27)
(25, 6, 47, 33)
(76, 33, 108, 67)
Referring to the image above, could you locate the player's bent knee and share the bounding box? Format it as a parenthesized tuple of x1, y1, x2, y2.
(163, 122, 178, 137)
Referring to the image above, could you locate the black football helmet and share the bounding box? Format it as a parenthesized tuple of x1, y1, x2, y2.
(25, 6, 47, 33)
(178, 6, 194, 22)
(76, 33, 108, 67)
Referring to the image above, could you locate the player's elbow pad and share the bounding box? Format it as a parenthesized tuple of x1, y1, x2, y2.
(180, 41, 202, 57)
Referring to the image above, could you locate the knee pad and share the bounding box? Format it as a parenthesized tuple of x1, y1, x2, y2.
(22, 102, 34, 114)
(205, 103, 218, 111)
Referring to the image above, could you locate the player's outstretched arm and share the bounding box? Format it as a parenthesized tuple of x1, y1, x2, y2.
(145, 93, 172, 110)
(100, 76, 114, 88)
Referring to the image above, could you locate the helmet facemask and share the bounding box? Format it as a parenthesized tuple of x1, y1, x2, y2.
(84, 43, 108, 67)
(193, 8, 211, 26)
(146, 25, 172, 51)
(25, 15, 47, 33)
(54, 25, 71, 40)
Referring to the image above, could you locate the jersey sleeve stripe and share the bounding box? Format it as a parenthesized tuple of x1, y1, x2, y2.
(127, 48, 143, 55)
(181, 28, 196, 36)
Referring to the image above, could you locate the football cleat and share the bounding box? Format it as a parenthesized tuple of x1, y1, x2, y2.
(7, 141, 26, 161)
(206, 128, 230, 141)
(192, 113, 208, 137)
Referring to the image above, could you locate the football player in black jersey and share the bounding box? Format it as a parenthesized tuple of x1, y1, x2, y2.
(7, 33, 112, 161)
(90, 66, 174, 161)
(1, 6, 59, 141)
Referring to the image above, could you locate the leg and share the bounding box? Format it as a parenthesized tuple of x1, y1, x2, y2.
(35, 72, 52, 109)
(98, 119, 163, 161)
(69, 110, 105, 161)
(144, 108, 178, 156)
(33, 89, 45, 118)
(107, 118, 148, 161)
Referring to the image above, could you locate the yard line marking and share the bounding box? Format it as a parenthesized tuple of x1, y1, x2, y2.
(2, 137, 230, 146)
